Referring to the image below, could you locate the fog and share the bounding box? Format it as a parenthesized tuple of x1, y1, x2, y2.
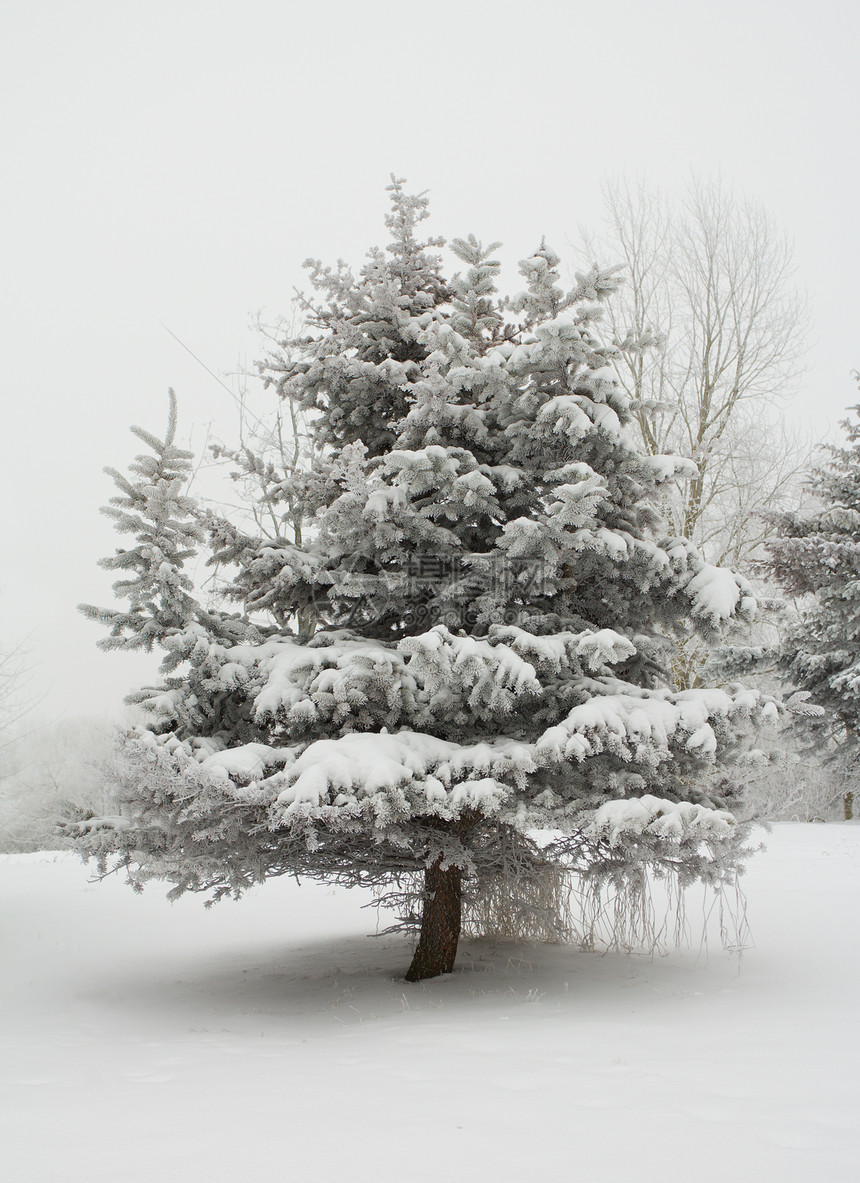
(2, 0, 858, 718)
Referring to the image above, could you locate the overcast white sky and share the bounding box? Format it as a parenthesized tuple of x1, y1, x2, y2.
(2, 0, 858, 721)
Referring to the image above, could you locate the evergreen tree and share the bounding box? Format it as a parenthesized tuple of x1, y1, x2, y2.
(763, 385, 860, 809)
(79, 389, 260, 736)
(72, 182, 771, 981)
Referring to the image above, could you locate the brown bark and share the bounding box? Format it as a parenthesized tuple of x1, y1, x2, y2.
(404, 858, 463, 982)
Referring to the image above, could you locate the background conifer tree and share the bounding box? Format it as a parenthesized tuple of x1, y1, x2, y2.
(763, 380, 860, 816)
(72, 182, 771, 981)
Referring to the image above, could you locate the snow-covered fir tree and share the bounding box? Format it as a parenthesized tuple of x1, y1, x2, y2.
(79, 390, 256, 734)
(762, 385, 860, 812)
(72, 179, 773, 981)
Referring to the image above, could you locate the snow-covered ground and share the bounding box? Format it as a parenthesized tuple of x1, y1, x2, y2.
(2, 825, 858, 1182)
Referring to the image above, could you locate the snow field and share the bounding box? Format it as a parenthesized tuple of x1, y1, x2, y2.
(2, 824, 858, 1182)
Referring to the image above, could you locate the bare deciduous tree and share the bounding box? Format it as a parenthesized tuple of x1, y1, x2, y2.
(578, 176, 811, 571)
(0, 716, 121, 853)
(0, 640, 35, 772)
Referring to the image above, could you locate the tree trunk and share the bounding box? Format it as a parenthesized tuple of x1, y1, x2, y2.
(405, 858, 462, 982)
(844, 791, 854, 821)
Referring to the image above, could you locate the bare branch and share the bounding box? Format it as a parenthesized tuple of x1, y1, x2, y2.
(574, 175, 811, 571)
